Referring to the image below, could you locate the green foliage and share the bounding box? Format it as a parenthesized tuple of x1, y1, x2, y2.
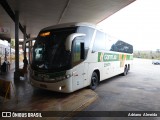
(11, 39, 15, 48)
(134, 50, 160, 60)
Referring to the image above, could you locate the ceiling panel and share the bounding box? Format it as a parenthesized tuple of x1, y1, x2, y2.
(0, 0, 135, 40)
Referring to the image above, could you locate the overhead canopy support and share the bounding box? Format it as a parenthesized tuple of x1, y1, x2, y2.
(0, 0, 28, 37)
(14, 11, 20, 81)
(23, 26, 27, 58)
(58, 0, 71, 24)
(0, 0, 135, 39)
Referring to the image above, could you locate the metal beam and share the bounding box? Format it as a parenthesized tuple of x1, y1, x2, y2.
(58, 0, 71, 24)
(0, 0, 24, 34)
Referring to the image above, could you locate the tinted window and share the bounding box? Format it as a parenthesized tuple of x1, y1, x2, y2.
(32, 27, 76, 72)
(105, 34, 133, 54)
(110, 40, 133, 54)
(92, 32, 133, 54)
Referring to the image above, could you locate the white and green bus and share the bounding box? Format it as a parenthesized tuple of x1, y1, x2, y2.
(25, 22, 133, 93)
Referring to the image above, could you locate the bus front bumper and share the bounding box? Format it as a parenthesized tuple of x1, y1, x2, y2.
(30, 78, 73, 93)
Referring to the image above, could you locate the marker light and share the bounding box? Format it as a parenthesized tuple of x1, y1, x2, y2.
(40, 32, 50, 37)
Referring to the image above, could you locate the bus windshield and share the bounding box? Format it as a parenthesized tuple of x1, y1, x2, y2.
(31, 27, 77, 72)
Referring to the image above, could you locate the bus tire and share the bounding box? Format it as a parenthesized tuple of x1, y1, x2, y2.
(90, 72, 98, 90)
(123, 65, 128, 76)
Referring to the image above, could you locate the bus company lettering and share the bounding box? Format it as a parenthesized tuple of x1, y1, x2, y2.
(103, 54, 117, 61)
(98, 52, 118, 62)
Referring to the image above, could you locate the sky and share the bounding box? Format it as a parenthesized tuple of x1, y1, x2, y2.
(98, 0, 160, 51)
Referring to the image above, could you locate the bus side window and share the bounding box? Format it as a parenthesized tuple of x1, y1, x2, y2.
(92, 30, 106, 52)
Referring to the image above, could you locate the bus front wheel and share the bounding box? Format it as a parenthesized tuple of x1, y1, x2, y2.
(90, 72, 98, 90)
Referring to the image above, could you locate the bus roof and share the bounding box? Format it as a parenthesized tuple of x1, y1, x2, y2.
(41, 22, 97, 31)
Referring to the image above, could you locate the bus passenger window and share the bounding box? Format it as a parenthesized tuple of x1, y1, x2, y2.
(92, 31, 106, 52)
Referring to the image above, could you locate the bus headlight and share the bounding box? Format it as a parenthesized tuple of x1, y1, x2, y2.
(43, 74, 71, 82)
(65, 74, 71, 79)
(59, 86, 62, 90)
(55, 74, 71, 81)
(59, 86, 65, 91)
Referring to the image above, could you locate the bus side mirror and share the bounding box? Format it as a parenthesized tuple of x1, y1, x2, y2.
(65, 33, 86, 51)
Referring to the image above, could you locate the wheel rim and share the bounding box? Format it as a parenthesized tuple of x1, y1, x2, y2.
(92, 76, 97, 87)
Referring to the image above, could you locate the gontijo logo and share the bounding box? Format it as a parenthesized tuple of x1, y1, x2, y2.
(98, 52, 119, 62)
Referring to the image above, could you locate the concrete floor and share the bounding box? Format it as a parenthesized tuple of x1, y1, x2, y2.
(73, 58, 160, 120)
(1, 58, 160, 120)
(0, 62, 97, 119)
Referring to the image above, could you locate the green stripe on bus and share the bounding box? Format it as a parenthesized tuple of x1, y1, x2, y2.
(98, 52, 133, 62)
(126, 54, 133, 60)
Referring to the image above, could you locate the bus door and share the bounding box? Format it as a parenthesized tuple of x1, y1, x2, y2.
(72, 37, 86, 90)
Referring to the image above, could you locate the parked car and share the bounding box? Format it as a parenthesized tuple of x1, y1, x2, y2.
(152, 60, 160, 65)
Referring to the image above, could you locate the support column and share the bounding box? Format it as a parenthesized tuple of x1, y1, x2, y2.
(23, 26, 26, 58)
(28, 34, 31, 64)
(14, 11, 20, 81)
(30, 40, 32, 62)
(10, 39, 11, 63)
(5, 48, 7, 58)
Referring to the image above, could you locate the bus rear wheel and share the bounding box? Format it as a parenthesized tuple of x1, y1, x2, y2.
(123, 65, 128, 76)
(90, 72, 98, 90)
